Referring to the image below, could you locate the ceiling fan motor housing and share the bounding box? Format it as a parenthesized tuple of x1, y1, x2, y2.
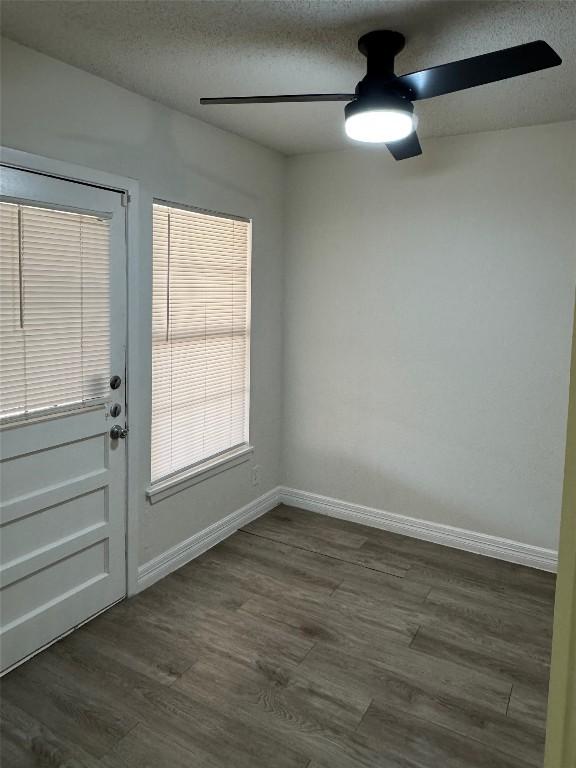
(358, 30, 406, 74)
(352, 30, 415, 110)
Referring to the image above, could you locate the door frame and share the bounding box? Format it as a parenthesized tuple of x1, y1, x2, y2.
(545, 289, 576, 766)
(1, 146, 141, 597)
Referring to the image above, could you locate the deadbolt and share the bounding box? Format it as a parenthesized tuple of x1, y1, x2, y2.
(110, 424, 129, 440)
(110, 403, 122, 417)
(110, 375, 122, 390)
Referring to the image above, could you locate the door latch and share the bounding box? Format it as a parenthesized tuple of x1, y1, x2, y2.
(110, 424, 129, 440)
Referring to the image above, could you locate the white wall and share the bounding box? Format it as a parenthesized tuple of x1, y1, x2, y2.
(284, 121, 576, 550)
(0, 39, 285, 567)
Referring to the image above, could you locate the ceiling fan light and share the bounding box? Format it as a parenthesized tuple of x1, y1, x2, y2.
(345, 108, 415, 143)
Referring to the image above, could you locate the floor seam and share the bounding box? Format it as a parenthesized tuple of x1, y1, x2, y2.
(165, 660, 197, 690)
(327, 579, 344, 599)
(295, 640, 319, 670)
(505, 684, 513, 716)
(408, 624, 422, 649)
(96, 720, 141, 763)
(240, 529, 409, 579)
(351, 696, 375, 735)
(363, 692, 530, 761)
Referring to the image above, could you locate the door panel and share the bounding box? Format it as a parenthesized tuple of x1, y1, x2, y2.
(0, 167, 127, 673)
(1, 488, 107, 564)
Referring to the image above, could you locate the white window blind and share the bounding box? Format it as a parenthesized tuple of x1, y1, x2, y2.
(0, 201, 110, 421)
(151, 203, 251, 483)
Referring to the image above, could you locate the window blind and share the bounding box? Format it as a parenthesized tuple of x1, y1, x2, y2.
(0, 201, 110, 421)
(151, 203, 251, 483)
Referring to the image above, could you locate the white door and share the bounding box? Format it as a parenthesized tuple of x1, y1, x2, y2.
(0, 166, 127, 673)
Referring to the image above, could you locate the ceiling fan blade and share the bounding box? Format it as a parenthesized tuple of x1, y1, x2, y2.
(200, 93, 355, 105)
(397, 41, 561, 101)
(386, 131, 422, 161)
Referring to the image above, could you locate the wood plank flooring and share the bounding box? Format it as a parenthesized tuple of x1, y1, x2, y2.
(1, 505, 556, 767)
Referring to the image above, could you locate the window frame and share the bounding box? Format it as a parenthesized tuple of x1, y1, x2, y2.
(147, 198, 253, 502)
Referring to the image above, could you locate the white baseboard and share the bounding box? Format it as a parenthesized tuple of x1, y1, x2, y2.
(137, 484, 557, 592)
(278, 486, 558, 573)
(137, 486, 281, 590)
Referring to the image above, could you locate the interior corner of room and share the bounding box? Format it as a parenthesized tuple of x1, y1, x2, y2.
(0, 3, 575, 766)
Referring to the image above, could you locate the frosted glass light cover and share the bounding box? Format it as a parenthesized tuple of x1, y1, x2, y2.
(345, 109, 415, 143)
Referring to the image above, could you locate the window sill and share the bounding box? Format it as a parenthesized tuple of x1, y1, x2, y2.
(146, 444, 254, 504)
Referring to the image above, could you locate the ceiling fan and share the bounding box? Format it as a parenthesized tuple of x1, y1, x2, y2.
(200, 31, 562, 160)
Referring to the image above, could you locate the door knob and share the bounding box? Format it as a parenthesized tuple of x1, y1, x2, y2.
(110, 424, 129, 440)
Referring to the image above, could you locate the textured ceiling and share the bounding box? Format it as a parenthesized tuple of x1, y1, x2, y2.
(1, 1, 575, 155)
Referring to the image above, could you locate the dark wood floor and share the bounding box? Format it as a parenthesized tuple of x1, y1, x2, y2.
(1, 505, 556, 768)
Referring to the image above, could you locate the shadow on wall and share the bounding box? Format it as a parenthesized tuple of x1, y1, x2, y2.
(57, 105, 266, 203)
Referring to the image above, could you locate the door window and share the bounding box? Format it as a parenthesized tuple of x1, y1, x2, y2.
(0, 201, 111, 421)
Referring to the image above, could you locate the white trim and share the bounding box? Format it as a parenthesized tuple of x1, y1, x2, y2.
(0, 147, 136, 193)
(146, 444, 254, 504)
(278, 487, 558, 573)
(0, 146, 141, 598)
(137, 486, 281, 590)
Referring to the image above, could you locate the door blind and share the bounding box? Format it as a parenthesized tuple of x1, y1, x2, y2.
(0, 201, 110, 421)
(151, 203, 251, 482)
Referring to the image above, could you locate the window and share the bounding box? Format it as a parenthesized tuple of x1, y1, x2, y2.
(151, 202, 251, 484)
(0, 201, 110, 421)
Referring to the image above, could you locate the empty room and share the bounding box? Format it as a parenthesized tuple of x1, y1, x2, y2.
(1, 1, 575, 766)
